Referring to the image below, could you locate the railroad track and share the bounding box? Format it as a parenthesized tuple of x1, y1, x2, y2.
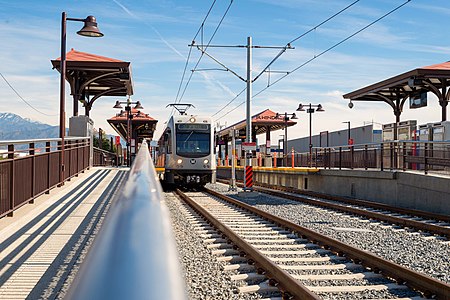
(217, 179, 450, 239)
(174, 187, 450, 300)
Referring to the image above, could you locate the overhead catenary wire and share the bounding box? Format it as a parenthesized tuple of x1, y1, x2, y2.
(174, 0, 217, 105)
(211, 0, 361, 120)
(176, 0, 234, 104)
(0, 72, 58, 117)
(211, 87, 246, 117)
(254, 0, 412, 97)
(214, 0, 412, 122)
(287, 0, 360, 46)
(173, 0, 234, 114)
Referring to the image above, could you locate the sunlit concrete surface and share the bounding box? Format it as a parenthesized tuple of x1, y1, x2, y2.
(0, 167, 127, 300)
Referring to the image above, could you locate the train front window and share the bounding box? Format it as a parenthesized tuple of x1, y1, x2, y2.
(176, 131, 210, 157)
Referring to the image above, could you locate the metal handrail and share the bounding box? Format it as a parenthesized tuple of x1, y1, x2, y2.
(314, 140, 450, 151)
(66, 141, 187, 300)
(0, 136, 89, 146)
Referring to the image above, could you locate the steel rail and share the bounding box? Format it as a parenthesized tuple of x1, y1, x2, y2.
(253, 184, 450, 238)
(218, 179, 450, 237)
(175, 188, 320, 300)
(258, 181, 450, 223)
(203, 187, 450, 300)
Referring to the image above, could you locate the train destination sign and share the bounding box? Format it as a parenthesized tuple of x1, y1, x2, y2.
(177, 124, 210, 131)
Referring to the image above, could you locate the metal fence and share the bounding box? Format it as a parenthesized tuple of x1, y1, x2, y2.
(218, 141, 450, 175)
(288, 141, 450, 175)
(93, 147, 117, 167)
(0, 137, 90, 218)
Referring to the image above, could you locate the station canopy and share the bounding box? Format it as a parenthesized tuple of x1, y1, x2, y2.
(107, 108, 158, 141)
(51, 49, 133, 116)
(343, 61, 450, 122)
(217, 109, 297, 140)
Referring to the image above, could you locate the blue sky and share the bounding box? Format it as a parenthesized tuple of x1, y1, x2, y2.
(1, 0, 449, 142)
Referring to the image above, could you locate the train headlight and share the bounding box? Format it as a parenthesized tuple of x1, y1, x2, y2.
(177, 159, 183, 164)
(203, 159, 209, 164)
(189, 117, 196, 123)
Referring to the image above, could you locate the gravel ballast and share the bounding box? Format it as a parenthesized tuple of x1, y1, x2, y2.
(206, 183, 450, 285)
(164, 192, 268, 300)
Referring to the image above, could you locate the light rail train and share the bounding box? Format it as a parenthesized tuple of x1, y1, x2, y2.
(156, 114, 216, 187)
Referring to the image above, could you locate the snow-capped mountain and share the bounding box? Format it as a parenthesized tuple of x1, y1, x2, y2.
(0, 112, 58, 140)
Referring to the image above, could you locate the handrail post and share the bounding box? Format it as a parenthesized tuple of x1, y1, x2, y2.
(389, 142, 394, 170)
(30, 142, 35, 203)
(364, 144, 368, 170)
(8, 144, 14, 216)
(402, 142, 407, 171)
(350, 146, 354, 169)
(46, 141, 51, 193)
(380, 143, 384, 171)
(314, 148, 318, 168)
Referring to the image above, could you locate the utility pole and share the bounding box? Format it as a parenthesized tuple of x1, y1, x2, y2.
(191, 37, 293, 191)
(245, 37, 253, 190)
(229, 127, 237, 191)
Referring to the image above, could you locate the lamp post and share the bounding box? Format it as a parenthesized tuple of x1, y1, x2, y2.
(59, 12, 103, 185)
(342, 121, 351, 145)
(297, 103, 324, 167)
(113, 98, 143, 167)
(275, 112, 297, 166)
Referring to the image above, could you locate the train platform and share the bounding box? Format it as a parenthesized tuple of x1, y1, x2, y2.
(216, 165, 450, 216)
(0, 167, 127, 299)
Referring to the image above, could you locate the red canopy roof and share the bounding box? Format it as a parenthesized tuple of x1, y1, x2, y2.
(422, 61, 450, 70)
(51, 49, 133, 116)
(107, 109, 158, 140)
(217, 109, 297, 138)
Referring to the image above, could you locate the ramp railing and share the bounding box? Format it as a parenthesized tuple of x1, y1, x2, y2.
(0, 137, 90, 217)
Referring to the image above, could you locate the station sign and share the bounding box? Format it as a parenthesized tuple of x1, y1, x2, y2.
(242, 142, 256, 151)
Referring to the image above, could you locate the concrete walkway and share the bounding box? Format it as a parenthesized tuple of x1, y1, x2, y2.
(0, 167, 128, 299)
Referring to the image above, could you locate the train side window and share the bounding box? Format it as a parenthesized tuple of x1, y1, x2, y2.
(166, 130, 172, 154)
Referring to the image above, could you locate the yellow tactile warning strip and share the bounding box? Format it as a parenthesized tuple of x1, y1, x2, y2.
(217, 166, 320, 173)
(156, 166, 319, 173)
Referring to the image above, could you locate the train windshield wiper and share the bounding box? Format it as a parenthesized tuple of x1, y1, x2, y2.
(184, 131, 194, 143)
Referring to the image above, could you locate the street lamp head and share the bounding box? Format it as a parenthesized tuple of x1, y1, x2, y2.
(291, 113, 298, 119)
(316, 104, 324, 112)
(77, 16, 104, 37)
(134, 101, 144, 109)
(113, 100, 123, 109)
(296, 104, 305, 111)
(348, 101, 354, 109)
